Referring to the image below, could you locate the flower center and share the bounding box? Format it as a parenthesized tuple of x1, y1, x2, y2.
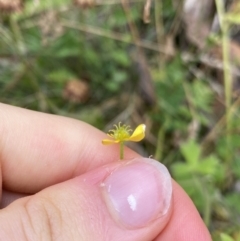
(108, 123, 132, 141)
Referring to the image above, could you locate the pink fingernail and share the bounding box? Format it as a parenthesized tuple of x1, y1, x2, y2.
(101, 157, 172, 228)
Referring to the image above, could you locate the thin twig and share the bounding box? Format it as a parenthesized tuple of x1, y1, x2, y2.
(95, 0, 145, 5)
(121, 0, 142, 48)
(154, 0, 164, 68)
(201, 94, 240, 149)
(168, 0, 184, 37)
(61, 20, 167, 53)
(61, 20, 240, 78)
(215, 0, 233, 165)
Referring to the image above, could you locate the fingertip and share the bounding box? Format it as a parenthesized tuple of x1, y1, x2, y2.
(155, 181, 212, 241)
(101, 157, 172, 229)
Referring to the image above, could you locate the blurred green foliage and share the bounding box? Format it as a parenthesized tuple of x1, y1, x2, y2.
(1, 0, 240, 240)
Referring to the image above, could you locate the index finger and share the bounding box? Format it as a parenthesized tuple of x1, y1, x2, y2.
(0, 103, 139, 193)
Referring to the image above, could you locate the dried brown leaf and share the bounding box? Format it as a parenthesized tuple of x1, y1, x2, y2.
(0, 0, 23, 13)
(74, 0, 95, 8)
(63, 79, 90, 103)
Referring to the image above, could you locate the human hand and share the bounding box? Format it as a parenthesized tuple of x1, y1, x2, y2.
(0, 103, 212, 241)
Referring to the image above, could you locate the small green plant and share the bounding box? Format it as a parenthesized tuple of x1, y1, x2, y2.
(171, 140, 224, 226)
(220, 233, 235, 241)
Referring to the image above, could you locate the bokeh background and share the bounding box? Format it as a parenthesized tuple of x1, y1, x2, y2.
(1, 0, 240, 240)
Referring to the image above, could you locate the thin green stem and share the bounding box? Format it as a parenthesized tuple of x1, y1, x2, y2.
(215, 0, 232, 112)
(9, 15, 25, 54)
(120, 141, 124, 160)
(215, 0, 233, 164)
(193, 176, 211, 227)
(154, 127, 165, 161)
(155, 0, 164, 69)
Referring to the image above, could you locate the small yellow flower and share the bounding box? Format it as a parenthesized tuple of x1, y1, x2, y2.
(102, 123, 146, 145)
(102, 122, 146, 160)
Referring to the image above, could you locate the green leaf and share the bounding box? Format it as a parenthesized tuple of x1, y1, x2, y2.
(180, 140, 201, 165)
(220, 233, 235, 241)
(14, 0, 68, 20)
(225, 14, 240, 24)
(47, 69, 76, 84)
(226, 192, 240, 210)
(171, 163, 193, 178)
(198, 155, 219, 176)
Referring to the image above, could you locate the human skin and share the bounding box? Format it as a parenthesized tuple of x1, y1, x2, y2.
(0, 103, 212, 241)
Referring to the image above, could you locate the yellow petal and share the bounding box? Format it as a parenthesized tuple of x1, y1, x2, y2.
(102, 139, 120, 145)
(128, 124, 146, 142)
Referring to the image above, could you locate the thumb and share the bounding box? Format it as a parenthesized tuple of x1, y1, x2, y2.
(0, 158, 172, 241)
